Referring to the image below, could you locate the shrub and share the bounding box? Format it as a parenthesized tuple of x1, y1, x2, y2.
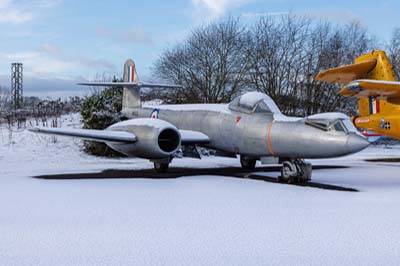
(80, 79, 128, 156)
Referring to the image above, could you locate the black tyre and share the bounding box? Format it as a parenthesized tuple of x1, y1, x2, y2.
(240, 156, 257, 170)
(280, 161, 296, 183)
(154, 162, 169, 173)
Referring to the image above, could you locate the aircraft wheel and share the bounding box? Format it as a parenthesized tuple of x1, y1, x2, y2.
(280, 159, 312, 183)
(280, 160, 297, 183)
(240, 156, 257, 170)
(154, 162, 169, 173)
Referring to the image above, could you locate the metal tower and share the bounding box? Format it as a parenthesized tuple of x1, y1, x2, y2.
(11, 63, 23, 110)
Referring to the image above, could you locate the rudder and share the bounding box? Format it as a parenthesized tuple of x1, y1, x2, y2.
(123, 59, 141, 109)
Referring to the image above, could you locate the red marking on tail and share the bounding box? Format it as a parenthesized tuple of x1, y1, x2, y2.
(376, 99, 380, 113)
(131, 65, 135, 82)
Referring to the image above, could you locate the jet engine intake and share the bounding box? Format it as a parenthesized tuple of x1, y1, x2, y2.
(105, 118, 181, 159)
(158, 128, 180, 153)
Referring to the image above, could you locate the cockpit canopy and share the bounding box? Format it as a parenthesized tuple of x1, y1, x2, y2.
(305, 113, 359, 134)
(228, 92, 282, 114)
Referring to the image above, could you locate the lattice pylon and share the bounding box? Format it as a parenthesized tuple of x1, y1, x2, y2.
(11, 63, 23, 110)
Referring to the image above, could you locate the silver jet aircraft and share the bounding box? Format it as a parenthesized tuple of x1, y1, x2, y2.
(30, 59, 369, 182)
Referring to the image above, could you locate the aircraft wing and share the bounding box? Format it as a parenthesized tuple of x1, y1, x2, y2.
(30, 127, 209, 145)
(179, 130, 210, 145)
(339, 79, 400, 98)
(29, 127, 137, 143)
(315, 59, 377, 84)
(78, 82, 182, 89)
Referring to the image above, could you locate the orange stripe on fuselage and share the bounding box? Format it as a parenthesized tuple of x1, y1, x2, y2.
(267, 121, 277, 157)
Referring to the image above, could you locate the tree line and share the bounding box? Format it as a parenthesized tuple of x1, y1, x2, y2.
(151, 15, 400, 116)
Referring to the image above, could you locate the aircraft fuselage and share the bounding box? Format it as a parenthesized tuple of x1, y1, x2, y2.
(122, 104, 368, 159)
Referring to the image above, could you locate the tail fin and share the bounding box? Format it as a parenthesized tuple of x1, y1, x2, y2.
(354, 50, 397, 82)
(78, 59, 181, 111)
(354, 51, 397, 117)
(124, 59, 140, 83)
(315, 50, 398, 117)
(123, 59, 141, 109)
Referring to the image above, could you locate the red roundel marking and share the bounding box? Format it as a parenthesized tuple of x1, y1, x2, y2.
(150, 109, 159, 119)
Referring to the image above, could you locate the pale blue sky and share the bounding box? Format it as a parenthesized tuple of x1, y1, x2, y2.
(0, 0, 399, 97)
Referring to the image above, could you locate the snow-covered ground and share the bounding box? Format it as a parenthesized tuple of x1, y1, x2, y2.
(1, 114, 400, 266)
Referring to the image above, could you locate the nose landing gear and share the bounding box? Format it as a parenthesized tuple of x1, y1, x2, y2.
(153, 157, 172, 173)
(279, 159, 312, 183)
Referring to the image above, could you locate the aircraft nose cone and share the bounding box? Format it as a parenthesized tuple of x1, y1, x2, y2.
(346, 133, 370, 153)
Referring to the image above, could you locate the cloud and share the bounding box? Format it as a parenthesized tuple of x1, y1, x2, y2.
(190, 0, 251, 21)
(121, 29, 153, 44)
(74, 57, 116, 72)
(302, 9, 362, 24)
(33, 0, 62, 8)
(0, 74, 84, 98)
(0, 0, 61, 24)
(0, 43, 116, 79)
(40, 43, 61, 56)
(96, 27, 153, 44)
(0, 52, 39, 60)
(0, 51, 74, 77)
(0, 43, 118, 98)
(192, 0, 227, 15)
(0, 0, 32, 23)
(241, 11, 290, 18)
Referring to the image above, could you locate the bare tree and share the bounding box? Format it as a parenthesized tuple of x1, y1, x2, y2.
(248, 16, 373, 116)
(153, 18, 250, 103)
(387, 28, 400, 80)
(248, 15, 314, 115)
(0, 86, 10, 114)
(298, 21, 373, 116)
(152, 14, 374, 116)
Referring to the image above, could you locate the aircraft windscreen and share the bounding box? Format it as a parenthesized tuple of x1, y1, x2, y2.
(342, 119, 358, 133)
(333, 121, 346, 132)
(307, 118, 357, 134)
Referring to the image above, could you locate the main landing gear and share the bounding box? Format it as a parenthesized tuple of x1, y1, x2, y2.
(279, 159, 312, 183)
(239, 155, 312, 183)
(240, 156, 257, 170)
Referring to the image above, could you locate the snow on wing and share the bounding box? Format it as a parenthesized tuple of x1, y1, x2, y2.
(78, 82, 182, 89)
(29, 127, 137, 143)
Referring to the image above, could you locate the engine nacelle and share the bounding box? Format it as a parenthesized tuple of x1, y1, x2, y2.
(105, 118, 181, 159)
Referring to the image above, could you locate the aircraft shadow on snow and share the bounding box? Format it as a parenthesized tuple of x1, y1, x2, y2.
(33, 165, 358, 192)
